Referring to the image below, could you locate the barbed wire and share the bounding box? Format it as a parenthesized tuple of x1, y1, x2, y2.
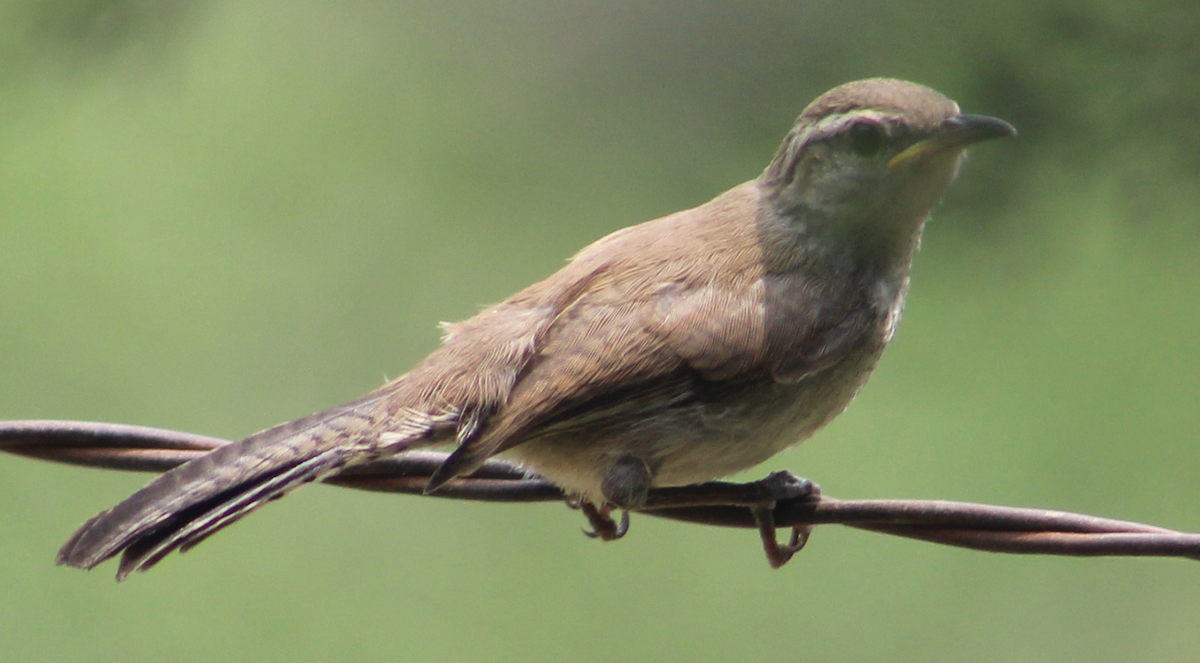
(3, 419, 1199, 562)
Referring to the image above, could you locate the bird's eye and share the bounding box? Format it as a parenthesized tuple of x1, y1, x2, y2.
(847, 121, 885, 157)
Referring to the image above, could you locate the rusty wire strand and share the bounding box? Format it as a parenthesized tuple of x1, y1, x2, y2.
(3, 419, 1199, 560)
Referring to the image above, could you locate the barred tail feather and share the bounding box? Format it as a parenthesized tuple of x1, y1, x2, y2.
(56, 394, 421, 579)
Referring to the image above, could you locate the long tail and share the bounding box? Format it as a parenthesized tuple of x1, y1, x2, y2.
(56, 393, 427, 579)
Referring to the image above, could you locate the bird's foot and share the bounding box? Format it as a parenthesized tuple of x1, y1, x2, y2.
(747, 470, 820, 569)
(579, 502, 630, 541)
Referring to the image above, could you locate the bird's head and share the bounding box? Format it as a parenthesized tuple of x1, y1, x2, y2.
(760, 78, 1015, 261)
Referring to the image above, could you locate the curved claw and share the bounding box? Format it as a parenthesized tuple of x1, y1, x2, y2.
(753, 501, 814, 569)
(578, 502, 630, 541)
(613, 510, 630, 539)
(768, 525, 813, 568)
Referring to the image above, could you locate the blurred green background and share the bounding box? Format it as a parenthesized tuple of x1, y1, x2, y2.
(2, 1, 1199, 661)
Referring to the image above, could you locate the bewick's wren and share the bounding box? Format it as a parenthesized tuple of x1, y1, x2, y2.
(57, 78, 1014, 578)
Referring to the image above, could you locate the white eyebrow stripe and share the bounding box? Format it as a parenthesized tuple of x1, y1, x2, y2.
(772, 110, 896, 177)
(802, 109, 894, 142)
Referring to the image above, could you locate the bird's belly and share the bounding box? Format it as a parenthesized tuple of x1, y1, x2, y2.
(501, 350, 879, 502)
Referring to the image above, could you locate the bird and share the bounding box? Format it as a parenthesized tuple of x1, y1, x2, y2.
(56, 78, 1014, 579)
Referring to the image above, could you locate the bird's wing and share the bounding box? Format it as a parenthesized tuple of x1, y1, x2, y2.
(427, 267, 872, 485)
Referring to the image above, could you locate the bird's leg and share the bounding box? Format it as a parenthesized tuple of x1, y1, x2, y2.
(638, 470, 820, 568)
(746, 471, 819, 569)
(600, 455, 653, 510)
(577, 455, 653, 541)
(575, 460, 818, 568)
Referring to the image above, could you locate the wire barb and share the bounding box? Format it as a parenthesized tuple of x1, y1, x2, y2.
(3, 419, 1200, 562)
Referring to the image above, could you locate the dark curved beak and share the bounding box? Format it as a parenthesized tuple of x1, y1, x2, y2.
(888, 114, 1016, 169)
